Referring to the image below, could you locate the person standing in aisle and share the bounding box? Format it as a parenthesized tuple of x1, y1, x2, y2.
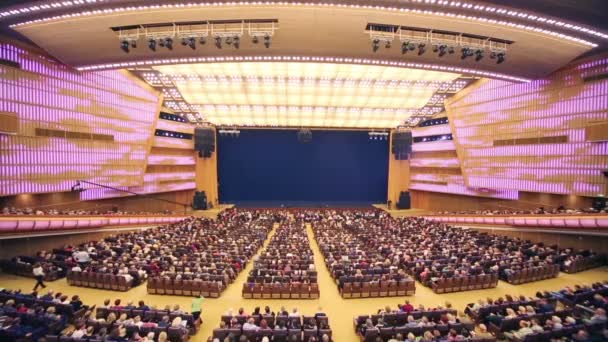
(32, 263, 47, 291)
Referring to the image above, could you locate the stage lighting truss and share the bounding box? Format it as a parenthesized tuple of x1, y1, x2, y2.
(366, 24, 510, 64)
(113, 20, 278, 52)
(368, 131, 389, 140)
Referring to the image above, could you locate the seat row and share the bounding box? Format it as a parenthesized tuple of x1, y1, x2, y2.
(45, 325, 189, 342)
(95, 307, 201, 334)
(0, 260, 63, 281)
(503, 265, 559, 285)
(563, 255, 605, 274)
(341, 280, 415, 299)
(147, 278, 224, 298)
(220, 314, 328, 328)
(66, 271, 133, 291)
(488, 308, 573, 334)
(242, 283, 320, 299)
(0, 292, 85, 318)
(359, 324, 484, 342)
(513, 322, 606, 342)
(354, 310, 458, 328)
(212, 327, 333, 342)
(432, 274, 498, 294)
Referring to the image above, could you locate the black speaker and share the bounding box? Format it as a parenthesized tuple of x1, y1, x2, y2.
(397, 191, 411, 209)
(592, 196, 606, 211)
(392, 131, 412, 160)
(192, 191, 208, 210)
(194, 127, 215, 158)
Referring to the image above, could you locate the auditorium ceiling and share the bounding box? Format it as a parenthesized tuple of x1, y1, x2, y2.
(0, 0, 606, 127)
(132, 62, 471, 128)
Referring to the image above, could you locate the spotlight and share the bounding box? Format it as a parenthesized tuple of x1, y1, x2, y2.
(252, 35, 259, 44)
(199, 37, 206, 45)
(187, 37, 196, 50)
(461, 47, 473, 60)
(497, 52, 506, 64)
(475, 49, 484, 62)
(401, 42, 408, 54)
(418, 43, 426, 56)
(372, 38, 380, 52)
(159, 38, 165, 47)
(233, 36, 240, 49)
(438, 45, 448, 57)
(408, 43, 416, 51)
(385, 40, 391, 49)
(130, 40, 137, 48)
(164, 38, 173, 50)
(264, 34, 271, 48)
(432, 44, 439, 53)
(448, 46, 455, 54)
(215, 36, 222, 49)
(225, 36, 233, 45)
(120, 40, 130, 53)
(148, 38, 156, 51)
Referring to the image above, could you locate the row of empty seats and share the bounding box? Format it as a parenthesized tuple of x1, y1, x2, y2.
(242, 283, 320, 299)
(432, 274, 498, 294)
(341, 280, 415, 298)
(147, 278, 223, 298)
(66, 271, 133, 292)
(502, 265, 560, 285)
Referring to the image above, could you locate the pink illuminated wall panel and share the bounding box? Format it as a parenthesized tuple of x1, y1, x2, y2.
(0, 43, 160, 197)
(445, 57, 608, 197)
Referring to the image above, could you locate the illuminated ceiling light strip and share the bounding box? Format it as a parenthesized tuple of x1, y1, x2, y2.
(6, 1, 601, 46)
(77, 55, 531, 82)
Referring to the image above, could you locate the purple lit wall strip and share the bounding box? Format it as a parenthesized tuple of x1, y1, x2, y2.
(0, 43, 160, 198)
(446, 58, 608, 197)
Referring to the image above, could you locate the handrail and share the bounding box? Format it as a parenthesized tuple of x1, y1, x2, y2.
(422, 215, 608, 229)
(0, 215, 189, 235)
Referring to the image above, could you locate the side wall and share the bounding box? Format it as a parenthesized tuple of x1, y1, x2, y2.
(411, 55, 608, 210)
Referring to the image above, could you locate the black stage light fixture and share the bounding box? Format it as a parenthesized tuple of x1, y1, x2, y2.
(496, 52, 506, 64)
(418, 43, 426, 55)
(181, 37, 189, 46)
(385, 40, 391, 49)
(120, 40, 130, 53)
(475, 49, 484, 61)
(215, 36, 222, 49)
(159, 38, 165, 47)
(187, 37, 196, 49)
(252, 35, 259, 44)
(448, 46, 455, 54)
(438, 45, 448, 57)
(164, 38, 173, 50)
(130, 40, 137, 48)
(372, 38, 380, 52)
(432, 44, 439, 53)
(225, 36, 233, 45)
(401, 42, 408, 54)
(461, 47, 472, 60)
(148, 38, 156, 51)
(264, 34, 271, 48)
(233, 36, 240, 49)
(199, 37, 206, 45)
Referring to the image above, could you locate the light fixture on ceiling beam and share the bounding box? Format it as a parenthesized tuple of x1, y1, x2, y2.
(214, 36, 222, 49)
(148, 38, 156, 51)
(475, 49, 484, 62)
(264, 34, 271, 48)
(120, 40, 130, 53)
(233, 36, 240, 49)
(418, 43, 426, 56)
(372, 39, 381, 53)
